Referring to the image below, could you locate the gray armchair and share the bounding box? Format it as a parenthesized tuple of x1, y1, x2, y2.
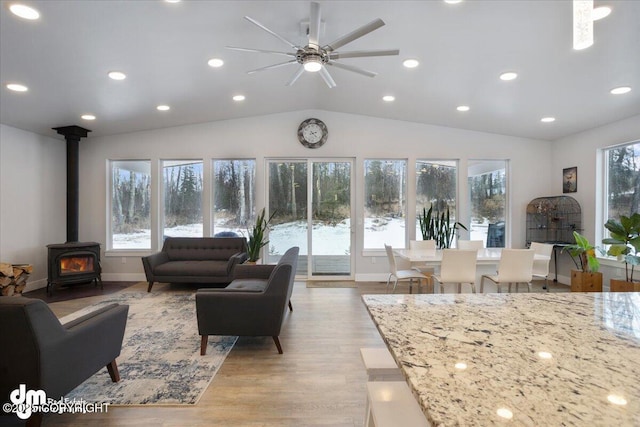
(0, 297, 128, 426)
(196, 246, 299, 355)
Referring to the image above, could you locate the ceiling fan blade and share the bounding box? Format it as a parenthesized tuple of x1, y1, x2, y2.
(226, 46, 296, 57)
(323, 18, 385, 52)
(319, 66, 337, 88)
(246, 60, 297, 75)
(326, 60, 377, 78)
(244, 16, 300, 50)
(308, 2, 322, 49)
(286, 66, 305, 86)
(328, 49, 399, 60)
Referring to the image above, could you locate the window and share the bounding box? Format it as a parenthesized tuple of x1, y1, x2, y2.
(212, 159, 256, 236)
(110, 160, 151, 249)
(468, 160, 507, 247)
(267, 161, 308, 259)
(364, 160, 406, 249)
(162, 160, 203, 238)
(604, 141, 640, 223)
(415, 160, 457, 239)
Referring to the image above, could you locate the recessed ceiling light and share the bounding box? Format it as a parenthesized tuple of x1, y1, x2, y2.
(382, 95, 395, 102)
(156, 105, 170, 111)
(6, 83, 28, 92)
(108, 71, 126, 80)
(500, 72, 518, 81)
(537, 351, 553, 359)
(81, 114, 96, 121)
(232, 95, 245, 101)
(165, 0, 181, 3)
(456, 105, 470, 112)
(208, 58, 224, 68)
(610, 86, 631, 95)
(540, 117, 556, 123)
(444, 0, 463, 4)
(402, 59, 419, 68)
(592, 6, 612, 21)
(9, 4, 40, 20)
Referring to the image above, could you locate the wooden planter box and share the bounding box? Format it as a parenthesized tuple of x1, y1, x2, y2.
(610, 278, 640, 292)
(570, 270, 603, 292)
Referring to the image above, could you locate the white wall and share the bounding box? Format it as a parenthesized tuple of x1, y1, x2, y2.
(0, 124, 66, 291)
(551, 114, 640, 287)
(77, 110, 554, 282)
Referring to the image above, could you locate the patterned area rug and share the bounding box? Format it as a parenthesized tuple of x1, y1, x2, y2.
(62, 291, 236, 406)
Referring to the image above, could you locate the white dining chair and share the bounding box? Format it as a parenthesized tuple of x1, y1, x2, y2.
(530, 242, 554, 291)
(480, 249, 535, 293)
(408, 240, 436, 285)
(384, 244, 430, 294)
(432, 249, 478, 294)
(457, 240, 484, 250)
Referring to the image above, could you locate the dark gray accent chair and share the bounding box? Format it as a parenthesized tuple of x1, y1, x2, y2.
(0, 297, 128, 427)
(142, 237, 248, 292)
(196, 246, 299, 355)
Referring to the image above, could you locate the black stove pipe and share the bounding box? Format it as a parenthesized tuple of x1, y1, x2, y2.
(52, 125, 91, 243)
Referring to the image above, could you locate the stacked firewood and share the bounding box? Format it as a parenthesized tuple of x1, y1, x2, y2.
(0, 263, 32, 296)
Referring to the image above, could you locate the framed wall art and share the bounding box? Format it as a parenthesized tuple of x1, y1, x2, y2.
(563, 167, 577, 193)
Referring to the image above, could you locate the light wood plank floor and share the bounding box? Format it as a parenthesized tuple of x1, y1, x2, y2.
(31, 279, 567, 426)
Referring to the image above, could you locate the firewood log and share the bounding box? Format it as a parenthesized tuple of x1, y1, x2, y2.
(0, 263, 13, 277)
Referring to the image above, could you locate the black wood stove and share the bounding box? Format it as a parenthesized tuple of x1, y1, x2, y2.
(46, 242, 102, 295)
(45, 126, 102, 295)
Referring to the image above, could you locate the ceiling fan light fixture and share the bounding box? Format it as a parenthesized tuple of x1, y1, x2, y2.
(303, 57, 323, 72)
(573, 0, 594, 50)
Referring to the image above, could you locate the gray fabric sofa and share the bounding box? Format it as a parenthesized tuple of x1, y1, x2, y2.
(196, 246, 299, 355)
(141, 237, 248, 292)
(0, 297, 128, 427)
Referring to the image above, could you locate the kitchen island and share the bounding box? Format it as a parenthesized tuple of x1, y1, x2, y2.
(362, 292, 640, 426)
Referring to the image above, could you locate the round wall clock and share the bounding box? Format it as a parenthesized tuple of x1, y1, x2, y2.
(297, 118, 328, 149)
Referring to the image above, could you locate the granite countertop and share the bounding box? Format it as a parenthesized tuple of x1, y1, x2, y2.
(362, 292, 640, 426)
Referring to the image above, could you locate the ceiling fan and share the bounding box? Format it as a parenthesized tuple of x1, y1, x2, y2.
(226, 2, 399, 88)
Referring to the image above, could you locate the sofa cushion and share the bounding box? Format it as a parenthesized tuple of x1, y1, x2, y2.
(225, 279, 268, 292)
(163, 237, 247, 261)
(154, 260, 229, 276)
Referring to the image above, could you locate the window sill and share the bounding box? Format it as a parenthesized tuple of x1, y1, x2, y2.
(105, 249, 154, 257)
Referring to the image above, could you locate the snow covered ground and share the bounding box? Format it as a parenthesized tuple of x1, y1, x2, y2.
(113, 217, 489, 252)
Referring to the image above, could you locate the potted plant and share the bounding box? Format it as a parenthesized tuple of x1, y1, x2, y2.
(418, 206, 468, 249)
(564, 231, 603, 292)
(602, 213, 640, 292)
(246, 208, 275, 263)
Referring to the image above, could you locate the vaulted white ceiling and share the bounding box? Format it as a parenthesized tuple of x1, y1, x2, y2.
(1, 0, 639, 141)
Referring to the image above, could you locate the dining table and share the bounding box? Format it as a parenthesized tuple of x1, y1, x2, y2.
(362, 292, 640, 426)
(394, 247, 549, 266)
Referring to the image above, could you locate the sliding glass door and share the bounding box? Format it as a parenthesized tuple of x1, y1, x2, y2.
(267, 159, 354, 279)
